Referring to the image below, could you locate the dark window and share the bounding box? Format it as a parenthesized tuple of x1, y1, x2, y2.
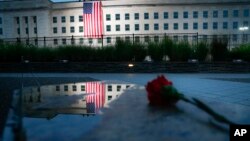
(16, 17, 20, 24)
(64, 85, 68, 91)
(81, 85, 85, 91)
(203, 22, 208, 29)
(53, 27, 57, 34)
(193, 22, 198, 30)
(244, 9, 249, 17)
(56, 86, 60, 91)
(117, 85, 121, 91)
(134, 13, 139, 20)
(33, 16, 37, 23)
(233, 10, 239, 17)
(106, 25, 111, 31)
(223, 22, 228, 29)
(54, 39, 58, 45)
(144, 24, 149, 30)
(79, 15, 83, 22)
(135, 24, 139, 31)
(213, 11, 218, 18)
(174, 23, 178, 30)
(115, 14, 120, 20)
(125, 13, 130, 20)
(154, 36, 159, 42)
(164, 12, 168, 19)
(53, 17, 57, 23)
(173, 12, 178, 19)
(61, 16, 66, 23)
(106, 14, 111, 21)
(164, 23, 169, 30)
(183, 11, 188, 18)
(0, 17, 2, 24)
(79, 26, 83, 32)
(233, 22, 238, 29)
(108, 85, 112, 91)
(70, 16, 74, 22)
(25, 17, 28, 24)
(213, 22, 218, 29)
(223, 10, 228, 18)
(70, 26, 75, 33)
(0, 28, 2, 35)
(108, 95, 112, 101)
(62, 27, 66, 33)
(72, 85, 77, 91)
(107, 37, 111, 43)
(144, 13, 149, 19)
(154, 23, 159, 30)
(193, 11, 198, 18)
(154, 12, 159, 19)
(34, 27, 37, 34)
(203, 11, 208, 18)
(183, 23, 188, 30)
(116, 25, 120, 31)
(125, 24, 130, 31)
(17, 28, 20, 34)
(25, 28, 28, 34)
(62, 38, 67, 45)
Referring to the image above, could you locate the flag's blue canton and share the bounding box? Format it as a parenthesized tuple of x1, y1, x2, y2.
(84, 3, 92, 14)
(87, 102, 95, 113)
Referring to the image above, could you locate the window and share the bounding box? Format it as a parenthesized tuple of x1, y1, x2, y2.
(202, 35, 208, 41)
(25, 17, 28, 24)
(144, 36, 150, 43)
(223, 10, 228, 18)
(34, 27, 37, 34)
(107, 37, 111, 43)
(233, 10, 239, 17)
(125, 36, 130, 42)
(135, 36, 140, 43)
(173, 36, 178, 41)
(64, 85, 68, 91)
(0, 17, 2, 24)
(174, 23, 178, 30)
(106, 25, 111, 32)
(34, 39, 38, 46)
(33, 16, 37, 23)
(233, 21, 238, 29)
(154, 36, 159, 42)
(117, 85, 121, 91)
(53, 27, 57, 34)
(144, 24, 149, 31)
(232, 34, 237, 42)
(164, 23, 169, 30)
(98, 38, 102, 44)
(115, 14, 120, 20)
(135, 24, 139, 31)
(144, 13, 149, 19)
(62, 27, 66, 33)
(154, 12, 159, 19)
(164, 12, 168, 19)
(193, 22, 198, 30)
(183, 11, 188, 18)
(223, 22, 228, 29)
(70, 26, 75, 33)
(203, 11, 208, 18)
(116, 25, 120, 31)
(79, 15, 83, 22)
(17, 28, 20, 34)
(25, 28, 28, 34)
(193, 11, 198, 18)
(183, 35, 188, 41)
(61, 16, 66, 23)
(70, 16, 74, 22)
(108, 85, 112, 91)
(243, 21, 249, 26)
(79, 26, 83, 32)
(16, 17, 20, 24)
(213, 11, 218, 18)
(183, 23, 188, 30)
(125, 24, 130, 31)
(108, 95, 112, 101)
(213, 22, 218, 29)
(88, 38, 93, 44)
(173, 12, 178, 19)
(54, 39, 58, 45)
(81, 85, 85, 91)
(244, 9, 249, 17)
(134, 13, 139, 20)
(106, 14, 111, 21)
(79, 38, 84, 44)
(0, 28, 2, 35)
(126, 85, 130, 88)
(125, 13, 130, 20)
(203, 22, 208, 29)
(56, 85, 60, 91)
(53, 17, 57, 23)
(62, 38, 66, 45)
(154, 23, 159, 30)
(72, 85, 77, 91)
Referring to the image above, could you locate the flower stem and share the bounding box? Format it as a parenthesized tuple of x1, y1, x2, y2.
(179, 94, 236, 125)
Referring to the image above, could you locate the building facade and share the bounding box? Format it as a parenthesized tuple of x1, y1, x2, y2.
(0, 0, 250, 47)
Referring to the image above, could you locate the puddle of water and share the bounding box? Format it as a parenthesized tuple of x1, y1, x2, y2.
(4, 80, 135, 141)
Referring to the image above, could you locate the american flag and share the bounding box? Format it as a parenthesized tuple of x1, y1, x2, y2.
(83, 1, 103, 38)
(85, 81, 105, 111)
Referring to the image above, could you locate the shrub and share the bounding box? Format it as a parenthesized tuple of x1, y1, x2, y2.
(170, 41, 193, 62)
(193, 42, 209, 62)
(210, 37, 229, 61)
(230, 44, 250, 62)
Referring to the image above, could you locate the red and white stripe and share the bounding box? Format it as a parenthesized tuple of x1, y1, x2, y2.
(83, 1, 103, 38)
(86, 81, 105, 109)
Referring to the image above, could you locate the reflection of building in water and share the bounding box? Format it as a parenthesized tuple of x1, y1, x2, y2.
(17, 80, 134, 118)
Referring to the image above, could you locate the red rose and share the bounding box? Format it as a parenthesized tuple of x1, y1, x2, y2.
(146, 75, 180, 106)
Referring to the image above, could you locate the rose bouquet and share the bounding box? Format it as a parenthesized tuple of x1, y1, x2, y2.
(146, 75, 235, 125)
